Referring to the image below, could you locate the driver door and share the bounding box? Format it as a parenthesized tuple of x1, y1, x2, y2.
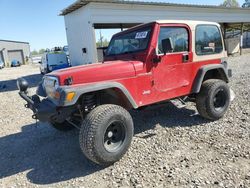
(153, 25, 192, 96)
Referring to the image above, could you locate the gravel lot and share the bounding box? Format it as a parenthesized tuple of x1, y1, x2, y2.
(0, 55, 249, 188)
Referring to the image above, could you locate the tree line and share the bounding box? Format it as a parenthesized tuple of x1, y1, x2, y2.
(220, 0, 250, 7)
(31, 49, 46, 56)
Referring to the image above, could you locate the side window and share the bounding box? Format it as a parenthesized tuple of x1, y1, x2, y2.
(196, 25, 223, 55)
(158, 27, 188, 54)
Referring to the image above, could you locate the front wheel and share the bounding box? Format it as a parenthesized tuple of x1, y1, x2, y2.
(79, 104, 134, 166)
(196, 79, 230, 120)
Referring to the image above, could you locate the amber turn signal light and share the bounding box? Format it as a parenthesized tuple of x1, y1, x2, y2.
(66, 92, 75, 102)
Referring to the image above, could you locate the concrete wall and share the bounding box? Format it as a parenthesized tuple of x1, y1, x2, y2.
(0, 40, 30, 66)
(64, 2, 250, 66)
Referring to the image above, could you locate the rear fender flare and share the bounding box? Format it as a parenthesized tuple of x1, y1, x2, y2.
(192, 64, 229, 94)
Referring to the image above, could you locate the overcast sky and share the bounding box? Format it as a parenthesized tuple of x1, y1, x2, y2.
(0, 0, 246, 51)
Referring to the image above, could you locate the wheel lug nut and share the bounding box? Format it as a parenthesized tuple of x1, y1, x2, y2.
(108, 131, 113, 138)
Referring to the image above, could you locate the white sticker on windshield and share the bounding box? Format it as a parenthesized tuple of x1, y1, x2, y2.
(135, 31, 148, 39)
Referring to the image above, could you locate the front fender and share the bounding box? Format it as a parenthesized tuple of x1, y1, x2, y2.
(58, 82, 138, 109)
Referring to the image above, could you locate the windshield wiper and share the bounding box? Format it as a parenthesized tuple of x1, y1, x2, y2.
(123, 51, 134, 54)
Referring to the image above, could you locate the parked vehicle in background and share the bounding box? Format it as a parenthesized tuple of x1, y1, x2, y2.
(40, 48, 70, 74)
(0, 61, 4, 69)
(18, 20, 232, 166)
(32, 56, 42, 64)
(11, 60, 21, 67)
(63, 45, 69, 56)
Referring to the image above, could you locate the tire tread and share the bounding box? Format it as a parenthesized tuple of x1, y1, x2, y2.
(79, 104, 133, 165)
(196, 79, 230, 120)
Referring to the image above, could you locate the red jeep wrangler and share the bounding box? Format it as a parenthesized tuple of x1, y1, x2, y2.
(18, 20, 232, 165)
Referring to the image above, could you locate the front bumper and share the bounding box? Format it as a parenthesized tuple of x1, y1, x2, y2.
(19, 91, 57, 122)
(17, 78, 75, 123)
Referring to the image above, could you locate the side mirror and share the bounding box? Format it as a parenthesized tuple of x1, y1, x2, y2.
(152, 48, 161, 64)
(162, 38, 173, 54)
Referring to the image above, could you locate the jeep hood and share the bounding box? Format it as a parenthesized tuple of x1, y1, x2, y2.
(49, 60, 143, 85)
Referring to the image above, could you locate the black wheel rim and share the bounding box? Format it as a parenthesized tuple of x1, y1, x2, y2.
(213, 88, 227, 111)
(103, 121, 126, 152)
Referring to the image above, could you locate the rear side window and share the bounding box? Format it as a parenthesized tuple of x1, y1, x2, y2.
(158, 27, 188, 54)
(195, 25, 223, 55)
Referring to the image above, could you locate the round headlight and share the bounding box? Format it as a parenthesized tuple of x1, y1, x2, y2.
(43, 76, 59, 89)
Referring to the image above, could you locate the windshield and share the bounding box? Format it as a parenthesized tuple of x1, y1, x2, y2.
(47, 53, 68, 65)
(106, 27, 152, 56)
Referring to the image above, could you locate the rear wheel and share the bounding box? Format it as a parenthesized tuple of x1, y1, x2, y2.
(196, 79, 230, 120)
(49, 121, 75, 131)
(79, 104, 134, 166)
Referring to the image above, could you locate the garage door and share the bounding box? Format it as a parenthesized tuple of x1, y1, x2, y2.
(8, 50, 24, 64)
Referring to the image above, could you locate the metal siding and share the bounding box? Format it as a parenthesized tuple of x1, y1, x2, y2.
(88, 3, 250, 23)
(64, 5, 97, 66)
(0, 41, 30, 66)
(60, 0, 250, 16)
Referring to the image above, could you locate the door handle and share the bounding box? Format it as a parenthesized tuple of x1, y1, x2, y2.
(182, 54, 189, 62)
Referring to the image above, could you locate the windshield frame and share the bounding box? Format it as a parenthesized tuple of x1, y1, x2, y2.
(105, 24, 153, 57)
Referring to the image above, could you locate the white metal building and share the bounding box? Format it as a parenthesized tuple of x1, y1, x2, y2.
(0, 40, 30, 66)
(61, 0, 250, 66)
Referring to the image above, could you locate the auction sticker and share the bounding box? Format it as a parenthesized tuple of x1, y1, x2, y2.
(135, 31, 148, 39)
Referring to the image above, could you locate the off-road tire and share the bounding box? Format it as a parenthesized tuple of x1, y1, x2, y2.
(196, 79, 230, 120)
(49, 121, 75, 131)
(79, 104, 134, 166)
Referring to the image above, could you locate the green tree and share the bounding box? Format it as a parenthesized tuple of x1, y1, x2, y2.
(31, 50, 38, 56)
(96, 38, 109, 48)
(39, 49, 46, 54)
(220, 0, 240, 7)
(242, 0, 250, 7)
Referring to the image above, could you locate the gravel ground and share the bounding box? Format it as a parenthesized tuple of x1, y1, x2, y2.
(0, 55, 249, 188)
